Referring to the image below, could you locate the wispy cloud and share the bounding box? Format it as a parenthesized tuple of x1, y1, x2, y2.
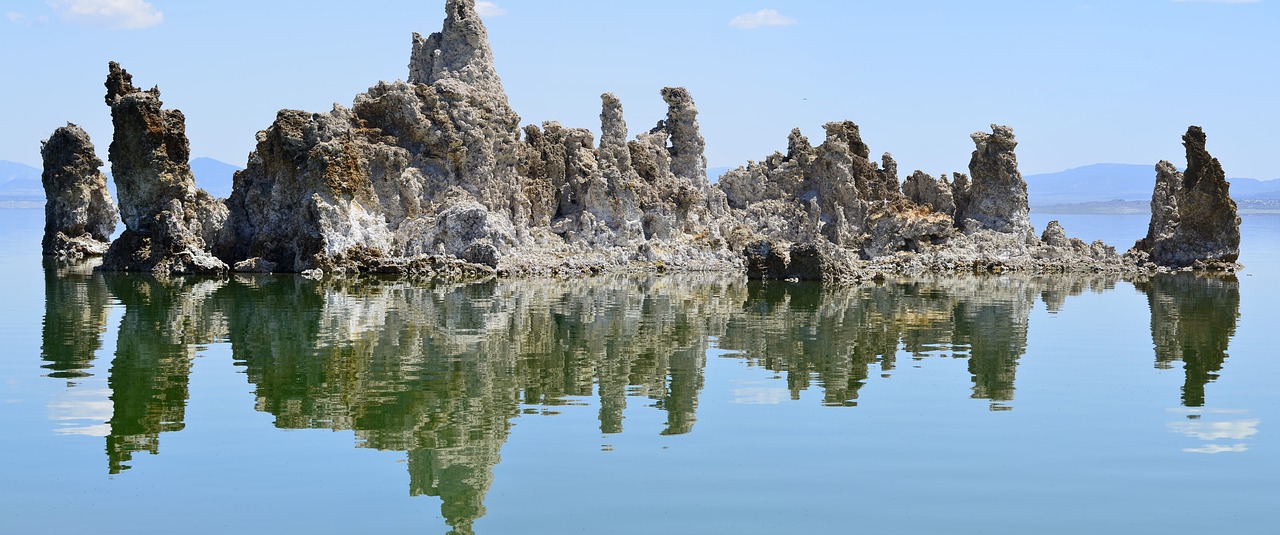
(6, 12, 47, 26)
(1168, 419, 1260, 441)
(475, 1, 507, 17)
(1184, 443, 1249, 454)
(1171, 0, 1262, 3)
(48, 0, 163, 30)
(730, 9, 797, 30)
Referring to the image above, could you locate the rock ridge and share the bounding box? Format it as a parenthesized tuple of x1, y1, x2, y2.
(44, 0, 1242, 280)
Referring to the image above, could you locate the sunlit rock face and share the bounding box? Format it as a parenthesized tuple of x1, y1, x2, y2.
(957, 124, 1031, 234)
(71, 0, 1235, 279)
(1129, 126, 1241, 270)
(219, 0, 733, 275)
(40, 123, 118, 259)
(100, 62, 227, 275)
(902, 170, 956, 219)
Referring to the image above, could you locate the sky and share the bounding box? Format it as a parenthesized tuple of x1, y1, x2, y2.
(1, 0, 1277, 180)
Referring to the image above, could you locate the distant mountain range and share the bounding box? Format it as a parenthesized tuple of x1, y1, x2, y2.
(4, 158, 1278, 213)
(190, 157, 238, 198)
(1025, 163, 1280, 205)
(0, 157, 240, 204)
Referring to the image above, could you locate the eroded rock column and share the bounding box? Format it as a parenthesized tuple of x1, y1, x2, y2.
(959, 125, 1031, 234)
(101, 62, 227, 274)
(1130, 126, 1241, 269)
(40, 123, 118, 258)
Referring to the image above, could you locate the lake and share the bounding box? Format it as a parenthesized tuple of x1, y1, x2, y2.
(2, 208, 1277, 534)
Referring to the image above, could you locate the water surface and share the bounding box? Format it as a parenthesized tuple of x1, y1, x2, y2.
(2, 209, 1277, 534)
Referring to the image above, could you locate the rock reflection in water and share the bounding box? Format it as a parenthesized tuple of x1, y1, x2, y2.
(723, 275, 1118, 409)
(102, 275, 226, 474)
(1135, 273, 1240, 407)
(37, 265, 1243, 531)
(40, 258, 111, 380)
(225, 275, 737, 534)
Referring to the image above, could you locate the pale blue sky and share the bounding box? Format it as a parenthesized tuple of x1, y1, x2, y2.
(2, 0, 1276, 180)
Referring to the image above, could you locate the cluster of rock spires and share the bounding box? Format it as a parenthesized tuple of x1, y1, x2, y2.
(40, 0, 1242, 279)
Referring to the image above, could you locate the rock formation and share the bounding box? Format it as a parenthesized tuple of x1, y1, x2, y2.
(52, 0, 1234, 280)
(902, 170, 956, 218)
(220, 0, 734, 276)
(1129, 126, 1241, 270)
(957, 125, 1031, 234)
(718, 119, 952, 265)
(40, 123, 118, 258)
(101, 62, 228, 275)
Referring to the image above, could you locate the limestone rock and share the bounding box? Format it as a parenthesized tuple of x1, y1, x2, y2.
(100, 62, 227, 274)
(409, 0, 506, 102)
(950, 172, 971, 227)
(232, 257, 277, 273)
(958, 125, 1030, 234)
(1130, 126, 1241, 269)
(1040, 220, 1070, 248)
(660, 87, 708, 187)
(40, 123, 118, 259)
(719, 120, 951, 265)
(861, 200, 955, 260)
(624, 87, 725, 242)
(58, 0, 1234, 280)
(226, 9, 525, 272)
(902, 170, 956, 218)
(744, 240, 858, 281)
(871, 153, 905, 204)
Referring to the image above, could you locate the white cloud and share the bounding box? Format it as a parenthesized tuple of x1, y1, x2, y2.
(1168, 419, 1260, 441)
(49, 0, 163, 30)
(475, 1, 507, 17)
(733, 387, 790, 405)
(730, 9, 797, 30)
(6, 12, 42, 26)
(1184, 443, 1249, 454)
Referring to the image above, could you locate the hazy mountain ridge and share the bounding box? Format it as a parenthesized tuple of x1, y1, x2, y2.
(1025, 163, 1280, 205)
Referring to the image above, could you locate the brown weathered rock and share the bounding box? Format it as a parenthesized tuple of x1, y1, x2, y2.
(958, 125, 1031, 234)
(862, 200, 955, 259)
(1130, 126, 1241, 269)
(744, 240, 858, 281)
(719, 119, 956, 271)
(225, 5, 526, 272)
(902, 170, 956, 218)
(100, 62, 227, 274)
(40, 123, 118, 259)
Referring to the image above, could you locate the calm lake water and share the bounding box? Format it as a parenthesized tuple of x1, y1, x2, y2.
(2, 208, 1278, 534)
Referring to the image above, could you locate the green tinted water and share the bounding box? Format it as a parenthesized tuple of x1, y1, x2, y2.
(2, 209, 1277, 534)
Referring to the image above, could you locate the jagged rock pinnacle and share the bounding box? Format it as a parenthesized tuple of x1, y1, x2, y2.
(661, 87, 707, 186)
(1130, 126, 1241, 269)
(40, 123, 118, 258)
(959, 124, 1031, 234)
(408, 0, 506, 103)
(100, 62, 227, 274)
